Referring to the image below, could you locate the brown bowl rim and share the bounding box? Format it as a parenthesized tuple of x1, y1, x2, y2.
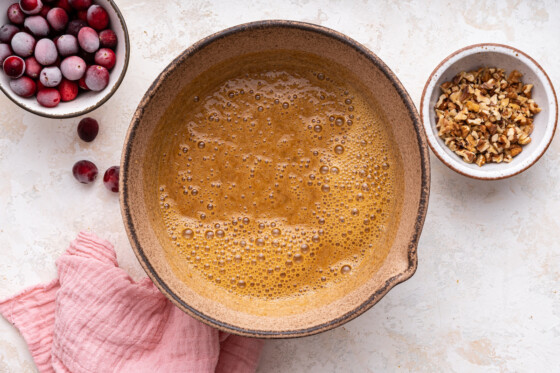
(0, 0, 130, 119)
(120, 20, 430, 338)
(419, 43, 558, 180)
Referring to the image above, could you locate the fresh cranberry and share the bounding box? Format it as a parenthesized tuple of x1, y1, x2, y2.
(98, 29, 116, 49)
(103, 166, 119, 192)
(94, 48, 115, 70)
(19, 0, 43, 15)
(7, 3, 26, 25)
(46, 7, 68, 32)
(3, 55, 25, 78)
(68, 0, 90, 10)
(77, 117, 98, 142)
(72, 160, 98, 183)
(86, 5, 108, 31)
(59, 78, 77, 101)
(24, 56, 41, 78)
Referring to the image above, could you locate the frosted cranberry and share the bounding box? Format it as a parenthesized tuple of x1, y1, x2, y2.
(94, 48, 115, 70)
(66, 19, 86, 36)
(46, 7, 68, 32)
(60, 55, 85, 80)
(98, 29, 116, 49)
(84, 65, 108, 91)
(59, 78, 77, 101)
(9, 76, 36, 97)
(54, 0, 71, 13)
(39, 4, 51, 17)
(39, 66, 61, 87)
(55, 34, 77, 55)
(78, 75, 88, 90)
(72, 160, 98, 183)
(76, 9, 87, 21)
(103, 166, 119, 192)
(7, 3, 26, 25)
(24, 56, 41, 77)
(0, 24, 20, 43)
(34, 38, 57, 65)
(86, 5, 108, 31)
(3, 55, 25, 78)
(0, 44, 12, 64)
(77, 117, 98, 141)
(36, 87, 60, 107)
(11, 32, 35, 57)
(68, 0, 90, 10)
(24, 16, 49, 37)
(19, 0, 43, 15)
(77, 26, 98, 52)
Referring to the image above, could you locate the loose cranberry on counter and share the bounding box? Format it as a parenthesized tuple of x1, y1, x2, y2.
(103, 166, 119, 192)
(3, 55, 25, 78)
(77, 117, 98, 141)
(72, 160, 98, 183)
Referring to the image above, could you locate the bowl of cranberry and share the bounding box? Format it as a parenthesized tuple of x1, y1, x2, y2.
(0, 0, 129, 118)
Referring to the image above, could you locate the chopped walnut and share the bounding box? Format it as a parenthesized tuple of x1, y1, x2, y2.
(434, 67, 541, 166)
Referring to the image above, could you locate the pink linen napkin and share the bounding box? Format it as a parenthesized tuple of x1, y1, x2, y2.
(0, 232, 263, 373)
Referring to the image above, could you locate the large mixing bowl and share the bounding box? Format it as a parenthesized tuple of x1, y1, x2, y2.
(120, 20, 430, 338)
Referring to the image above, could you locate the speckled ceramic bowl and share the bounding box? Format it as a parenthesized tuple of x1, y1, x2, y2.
(0, 0, 129, 118)
(420, 43, 557, 179)
(121, 20, 430, 338)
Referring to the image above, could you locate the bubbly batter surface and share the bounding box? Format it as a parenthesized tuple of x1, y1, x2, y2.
(149, 51, 403, 305)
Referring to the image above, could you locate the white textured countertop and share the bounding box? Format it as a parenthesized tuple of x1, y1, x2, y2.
(1, 1, 559, 371)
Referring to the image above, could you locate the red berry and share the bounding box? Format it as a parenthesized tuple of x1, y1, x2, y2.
(76, 9, 87, 21)
(19, 0, 43, 15)
(58, 78, 77, 101)
(36, 79, 46, 91)
(54, 0, 71, 13)
(86, 5, 108, 31)
(0, 24, 20, 43)
(60, 55, 85, 80)
(77, 26, 98, 52)
(39, 4, 51, 17)
(98, 29, 116, 49)
(34, 38, 57, 65)
(65, 19, 86, 36)
(24, 56, 41, 78)
(94, 47, 115, 70)
(36, 87, 60, 107)
(3, 55, 25, 78)
(39, 66, 61, 87)
(72, 160, 98, 184)
(68, 0, 90, 10)
(103, 166, 119, 192)
(46, 7, 68, 32)
(24, 15, 50, 37)
(56, 34, 77, 55)
(77, 117, 98, 142)
(11, 32, 35, 57)
(84, 64, 108, 91)
(9, 76, 36, 97)
(7, 3, 26, 25)
(78, 75, 88, 90)
(0, 43, 12, 64)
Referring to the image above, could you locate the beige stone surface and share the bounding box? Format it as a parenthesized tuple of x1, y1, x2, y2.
(1, 0, 558, 371)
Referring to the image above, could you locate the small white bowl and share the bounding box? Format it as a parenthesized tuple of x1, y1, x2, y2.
(0, 0, 129, 118)
(420, 43, 557, 180)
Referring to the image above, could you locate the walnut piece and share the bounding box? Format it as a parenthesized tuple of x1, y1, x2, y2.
(434, 67, 541, 166)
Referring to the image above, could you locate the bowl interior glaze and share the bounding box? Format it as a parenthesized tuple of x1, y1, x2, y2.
(121, 21, 430, 338)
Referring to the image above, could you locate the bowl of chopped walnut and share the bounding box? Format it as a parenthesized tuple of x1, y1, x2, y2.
(420, 43, 557, 179)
